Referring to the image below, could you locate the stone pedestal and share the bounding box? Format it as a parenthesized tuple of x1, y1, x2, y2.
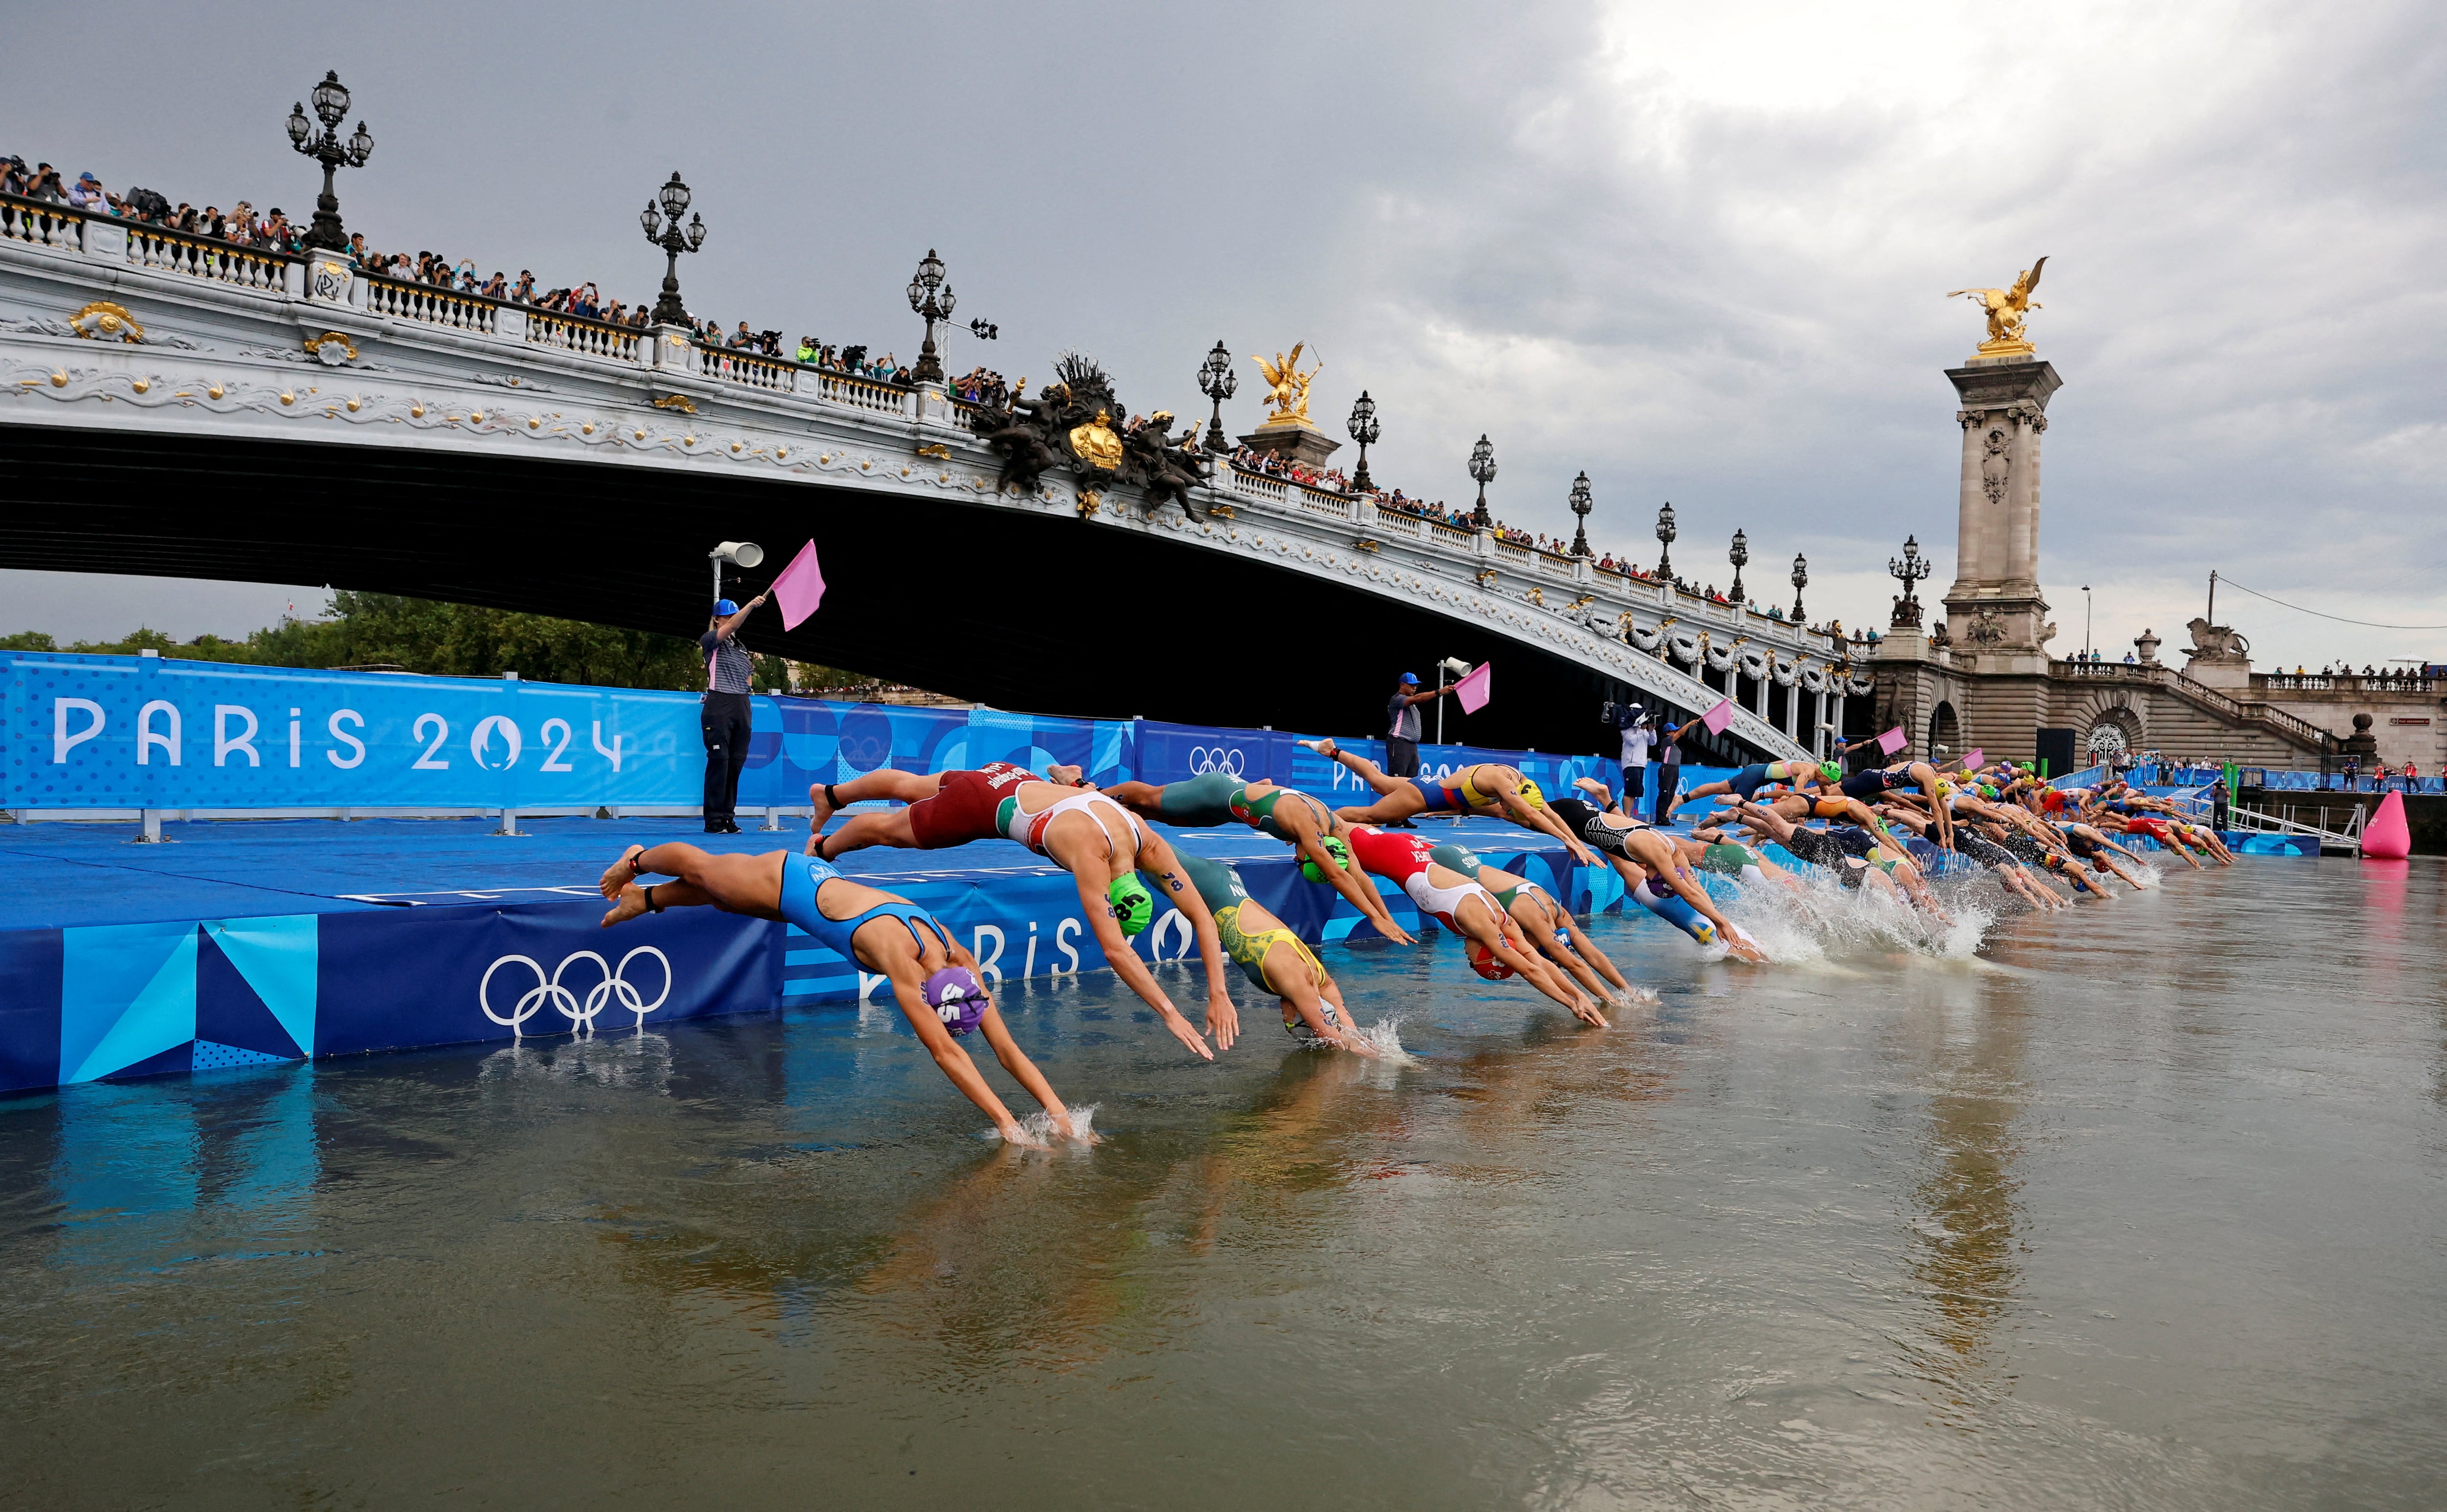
(2182, 651, 2252, 691)
(1237, 419, 1340, 471)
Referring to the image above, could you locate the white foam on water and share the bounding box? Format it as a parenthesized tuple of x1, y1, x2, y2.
(993, 1101, 1099, 1147)
(1718, 868, 1998, 964)
(1346, 1015, 1419, 1065)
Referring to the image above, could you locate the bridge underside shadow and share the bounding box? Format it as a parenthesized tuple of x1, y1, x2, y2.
(1, 426, 1732, 756)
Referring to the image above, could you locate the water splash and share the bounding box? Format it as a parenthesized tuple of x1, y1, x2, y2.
(1713, 868, 1997, 963)
(1349, 1015, 1417, 1064)
(993, 1102, 1099, 1147)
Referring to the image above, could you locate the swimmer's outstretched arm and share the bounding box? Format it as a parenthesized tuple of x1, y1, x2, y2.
(1634, 837, 1764, 962)
(891, 977, 1045, 1147)
(1139, 834, 1240, 1052)
(1495, 781, 1596, 866)
(1278, 968, 1375, 1056)
(1313, 836, 1414, 942)
(1065, 862, 1216, 1062)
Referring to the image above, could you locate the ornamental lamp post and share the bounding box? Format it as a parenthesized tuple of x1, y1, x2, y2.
(1346, 390, 1381, 492)
(1655, 501, 1678, 581)
(1197, 340, 1236, 452)
(1568, 471, 1594, 556)
(1888, 533, 1931, 627)
(640, 172, 707, 325)
(287, 69, 375, 253)
(1467, 434, 1497, 528)
(905, 249, 956, 384)
(1790, 552, 1808, 620)
(1729, 527, 1749, 603)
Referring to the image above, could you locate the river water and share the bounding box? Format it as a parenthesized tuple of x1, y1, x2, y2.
(3, 857, 2443, 1509)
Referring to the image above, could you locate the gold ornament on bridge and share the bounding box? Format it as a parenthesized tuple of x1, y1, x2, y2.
(69, 301, 142, 344)
(1947, 256, 2047, 359)
(1250, 343, 1321, 428)
(1067, 410, 1124, 472)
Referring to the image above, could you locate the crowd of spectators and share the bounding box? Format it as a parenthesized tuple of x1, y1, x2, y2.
(3, 152, 919, 374)
(951, 366, 1011, 406)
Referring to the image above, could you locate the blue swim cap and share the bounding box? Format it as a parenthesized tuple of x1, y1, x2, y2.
(922, 966, 987, 1035)
(712, 598, 739, 617)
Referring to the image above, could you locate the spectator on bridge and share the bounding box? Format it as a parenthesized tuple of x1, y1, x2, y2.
(699, 591, 769, 834)
(21, 162, 64, 201)
(1384, 673, 1454, 821)
(509, 270, 535, 303)
(67, 172, 104, 211)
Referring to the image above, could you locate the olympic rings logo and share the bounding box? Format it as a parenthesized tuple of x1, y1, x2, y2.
(1187, 746, 1247, 776)
(479, 946, 672, 1035)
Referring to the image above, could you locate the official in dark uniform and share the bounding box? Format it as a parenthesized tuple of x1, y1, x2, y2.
(699, 593, 766, 833)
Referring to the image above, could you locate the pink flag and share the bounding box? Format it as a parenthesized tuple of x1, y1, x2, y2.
(1701, 697, 1733, 735)
(1876, 726, 1907, 756)
(770, 539, 826, 630)
(1963, 747, 1985, 771)
(1454, 661, 1492, 714)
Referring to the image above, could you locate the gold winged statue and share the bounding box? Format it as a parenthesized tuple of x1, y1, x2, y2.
(1947, 256, 2047, 356)
(1250, 343, 1322, 427)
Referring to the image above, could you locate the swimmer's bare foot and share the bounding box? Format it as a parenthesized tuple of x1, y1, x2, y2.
(599, 881, 652, 929)
(599, 845, 646, 900)
(808, 781, 836, 833)
(1298, 737, 1338, 758)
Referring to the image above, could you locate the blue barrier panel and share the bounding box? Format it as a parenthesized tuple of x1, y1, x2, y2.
(7, 652, 1680, 815)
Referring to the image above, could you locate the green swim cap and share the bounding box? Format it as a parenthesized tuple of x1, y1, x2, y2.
(1300, 834, 1352, 885)
(1819, 762, 1842, 782)
(1108, 873, 1153, 935)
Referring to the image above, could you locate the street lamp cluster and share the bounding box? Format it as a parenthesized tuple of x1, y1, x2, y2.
(639, 172, 708, 325)
(284, 70, 374, 253)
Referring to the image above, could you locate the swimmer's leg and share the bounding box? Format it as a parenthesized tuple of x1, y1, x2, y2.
(809, 767, 945, 831)
(600, 843, 784, 927)
(815, 807, 921, 861)
(1104, 780, 1166, 822)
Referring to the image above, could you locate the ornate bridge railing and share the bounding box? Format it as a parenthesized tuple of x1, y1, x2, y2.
(361, 274, 502, 336)
(525, 308, 642, 363)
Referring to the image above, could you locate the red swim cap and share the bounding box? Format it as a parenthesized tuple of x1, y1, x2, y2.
(1466, 939, 1517, 980)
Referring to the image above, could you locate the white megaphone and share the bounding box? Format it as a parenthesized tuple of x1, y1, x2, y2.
(710, 540, 765, 606)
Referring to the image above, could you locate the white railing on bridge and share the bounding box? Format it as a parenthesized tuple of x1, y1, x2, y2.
(525, 309, 641, 364)
(1, 195, 88, 252)
(127, 223, 292, 294)
(362, 274, 500, 336)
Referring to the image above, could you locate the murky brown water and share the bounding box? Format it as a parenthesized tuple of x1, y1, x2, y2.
(4, 858, 2444, 1509)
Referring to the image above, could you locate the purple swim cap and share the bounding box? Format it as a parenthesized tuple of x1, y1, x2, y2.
(923, 966, 987, 1035)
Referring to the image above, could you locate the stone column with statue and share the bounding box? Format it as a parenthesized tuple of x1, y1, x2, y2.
(1236, 343, 1342, 471)
(1941, 256, 2061, 676)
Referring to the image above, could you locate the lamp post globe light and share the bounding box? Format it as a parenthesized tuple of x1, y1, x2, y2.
(1197, 340, 1237, 452)
(1790, 552, 1808, 620)
(1467, 434, 1497, 528)
(906, 249, 956, 385)
(641, 172, 707, 326)
(286, 69, 374, 253)
(1655, 501, 1677, 581)
(1568, 471, 1594, 556)
(1729, 527, 1749, 603)
(1346, 390, 1381, 493)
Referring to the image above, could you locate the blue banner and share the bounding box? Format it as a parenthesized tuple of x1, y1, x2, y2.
(7, 653, 1658, 814)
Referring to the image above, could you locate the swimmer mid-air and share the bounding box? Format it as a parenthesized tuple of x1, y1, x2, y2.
(1302, 738, 1596, 866)
(1165, 852, 1377, 1055)
(1099, 767, 1415, 943)
(1430, 842, 1655, 1008)
(1555, 781, 1770, 962)
(597, 842, 1085, 1145)
(808, 762, 1240, 1059)
(1342, 823, 1609, 1025)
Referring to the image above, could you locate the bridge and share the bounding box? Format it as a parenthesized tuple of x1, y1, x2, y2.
(0, 195, 1859, 761)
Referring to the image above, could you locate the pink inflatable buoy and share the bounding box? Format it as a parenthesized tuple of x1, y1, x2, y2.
(2362, 791, 2412, 861)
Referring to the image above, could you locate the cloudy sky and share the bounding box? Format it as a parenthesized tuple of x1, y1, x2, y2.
(7, 1, 2442, 668)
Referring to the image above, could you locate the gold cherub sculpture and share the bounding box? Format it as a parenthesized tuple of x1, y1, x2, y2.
(1947, 256, 2047, 356)
(1250, 343, 1321, 427)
